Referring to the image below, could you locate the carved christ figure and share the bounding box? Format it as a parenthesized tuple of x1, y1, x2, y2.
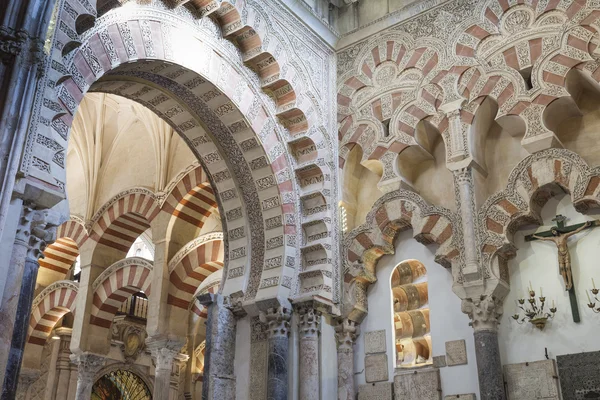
(532, 221, 592, 291)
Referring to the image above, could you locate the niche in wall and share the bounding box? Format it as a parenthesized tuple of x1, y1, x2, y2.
(391, 259, 432, 368)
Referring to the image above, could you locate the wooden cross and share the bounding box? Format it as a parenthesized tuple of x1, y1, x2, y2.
(525, 215, 600, 323)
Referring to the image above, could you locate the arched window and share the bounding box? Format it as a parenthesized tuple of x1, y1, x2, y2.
(392, 259, 432, 368)
(92, 369, 151, 400)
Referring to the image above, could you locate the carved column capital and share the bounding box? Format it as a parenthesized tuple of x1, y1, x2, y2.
(70, 353, 105, 384)
(453, 167, 472, 184)
(259, 307, 292, 338)
(224, 291, 247, 318)
(462, 295, 504, 332)
(296, 303, 322, 338)
(15, 204, 59, 260)
(335, 318, 360, 349)
(146, 336, 185, 372)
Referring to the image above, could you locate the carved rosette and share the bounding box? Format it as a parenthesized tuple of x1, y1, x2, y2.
(297, 305, 322, 339)
(335, 319, 360, 350)
(461, 295, 504, 332)
(259, 307, 292, 338)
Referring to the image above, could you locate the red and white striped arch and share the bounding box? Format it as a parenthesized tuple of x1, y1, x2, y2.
(28, 281, 78, 346)
(39, 237, 79, 276)
(168, 235, 224, 310)
(163, 166, 217, 231)
(89, 257, 153, 328)
(88, 191, 157, 259)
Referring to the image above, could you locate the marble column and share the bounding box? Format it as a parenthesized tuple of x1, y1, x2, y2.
(146, 336, 185, 400)
(296, 304, 321, 400)
(70, 353, 105, 400)
(260, 307, 291, 400)
(197, 293, 238, 400)
(462, 296, 506, 400)
(453, 167, 480, 281)
(169, 354, 189, 400)
(335, 319, 359, 400)
(1, 205, 56, 398)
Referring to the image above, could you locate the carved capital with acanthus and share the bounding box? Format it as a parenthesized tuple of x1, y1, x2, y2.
(70, 353, 105, 384)
(259, 307, 292, 338)
(146, 335, 186, 372)
(296, 303, 322, 338)
(15, 203, 60, 260)
(461, 295, 504, 332)
(334, 319, 359, 350)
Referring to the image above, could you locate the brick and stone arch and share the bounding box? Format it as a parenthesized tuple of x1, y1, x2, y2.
(343, 189, 457, 322)
(36, 6, 303, 308)
(167, 233, 224, 315)
(161, 164, 219, 250)
(27, 0, 339, 308)
(89, 257, 153, 330)
(87, 190, 157, 266)
(478, 148, 600, 285)
(392, 259, 432, 369)
(37, 218, 89, 285)
(25, 281, 78, 367)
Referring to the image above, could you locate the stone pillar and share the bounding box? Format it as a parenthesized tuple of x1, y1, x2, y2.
(70, 353, 105, 400)
(54, 329, 73, 400)
(296, 304, 321, 400)
(260, 307, 291, 400)
(169, 354, 189, 400)
(462, 296, 506, 400)
(1, 205, 56, 398)
(335, 319, 359, 400)
(146, 336, 185, 400)
(197, 293, 238, 400)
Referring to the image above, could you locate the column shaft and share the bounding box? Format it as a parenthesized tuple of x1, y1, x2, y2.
(2, 258, 39, 399)
(335, 319, 359, 400)
(297, 306, 321, 400)
(147, 336, 185, 400)
(260, 307, 291, 400)
(198, 294, 237, 400)
(474, 330, 505, 400)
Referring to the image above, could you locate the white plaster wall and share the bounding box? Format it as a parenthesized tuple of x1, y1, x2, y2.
(499, 194, 600, 365)
(235, 317, 251, 400)
(353, 229, 480, 397)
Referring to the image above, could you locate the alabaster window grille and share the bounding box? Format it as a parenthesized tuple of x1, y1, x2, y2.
(392, 259, 432, 368)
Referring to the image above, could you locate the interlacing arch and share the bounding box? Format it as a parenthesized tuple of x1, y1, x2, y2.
(27, 281, 79, 347)
(89, 257, 153, 328)
(478, 148, 600, 279)
(452, 0, 600, 151)
(343, 190, 457, 322)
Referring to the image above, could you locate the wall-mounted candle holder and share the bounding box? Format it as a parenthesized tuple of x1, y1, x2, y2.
(586, 278, 600, 313)
(512, 284, 556, 330)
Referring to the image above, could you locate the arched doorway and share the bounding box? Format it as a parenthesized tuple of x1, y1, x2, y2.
(92, 369, 152, 400)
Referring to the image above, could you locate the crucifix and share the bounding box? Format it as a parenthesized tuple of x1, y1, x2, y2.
(525, 215, 599, 323)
